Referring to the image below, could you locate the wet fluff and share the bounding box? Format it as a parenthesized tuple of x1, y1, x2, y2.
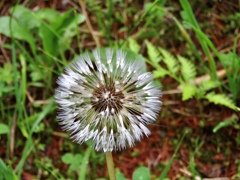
(54, 49, 162, 152)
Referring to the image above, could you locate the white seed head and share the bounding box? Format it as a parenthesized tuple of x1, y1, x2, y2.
(54, 48, 162, 152)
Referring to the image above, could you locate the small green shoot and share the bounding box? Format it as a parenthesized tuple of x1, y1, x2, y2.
(0, 159, 17, 180)
(158, 130, 188, 179)
(213, 114, 239, 133)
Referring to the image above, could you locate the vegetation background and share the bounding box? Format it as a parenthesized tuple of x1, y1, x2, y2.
(0, 0, 240, 179)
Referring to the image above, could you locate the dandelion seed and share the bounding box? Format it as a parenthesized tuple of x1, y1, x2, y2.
(54, 48, 162, 152)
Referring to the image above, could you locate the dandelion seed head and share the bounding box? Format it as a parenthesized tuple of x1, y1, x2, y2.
(54, 48, 162, 152)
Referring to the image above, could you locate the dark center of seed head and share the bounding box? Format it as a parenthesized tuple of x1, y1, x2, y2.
(90, 85, 124, 114)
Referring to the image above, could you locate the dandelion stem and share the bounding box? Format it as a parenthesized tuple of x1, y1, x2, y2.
(106, 152, 116, 180)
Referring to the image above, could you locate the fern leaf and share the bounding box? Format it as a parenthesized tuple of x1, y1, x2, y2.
(206, 92, 240, 111)
(198, 80, 221, 92)
(145, 40, 161, 63)
(178, 55, 196, 82)
(153, 67, 168, 78)
(181, 83, 197, 101)
(159, 48, 179, 74)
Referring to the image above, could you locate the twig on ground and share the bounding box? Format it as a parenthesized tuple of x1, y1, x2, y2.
(162, 89, 182, 95)
(170, 108, 192, 117)
(177, 68, 227, 90)
(79, 28, 103, 36)
(78, 0, 100, 47)
(10, 113, 17, 158)
(26, 90, 34, 103)
(193, 69, 226, 85)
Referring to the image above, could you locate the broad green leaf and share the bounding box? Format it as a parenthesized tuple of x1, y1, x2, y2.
(116, 172, 127, 180)
(0, 16, 35, 52)
(61, 153, 74, 164)
(213, 114, 238, 133)
(206, 92, 240, 111)
(52, 9, 85, 35)
(0, 123, 10, 134)
(159, 48, 179, 74)
(52, 9, 75, 33)
(69, 154, 83, 171)
(75, 13, 85, 25)
(178, 55, 196, 82)
(35, 8, 60, 23)
(132, 167, 150, 180)
(58, 13, 85, 52)
(39, 23, 58, 57)
(145, 40, 161, 63)
(181, 83, 197, 101)
(10, 5, 40, 30)
(52, 10, 85, 52)
(59, 27, 77, 52)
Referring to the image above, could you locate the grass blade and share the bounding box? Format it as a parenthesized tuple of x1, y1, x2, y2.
(158, 130, 188, 179)
(79, 147, 92, 180)
(14, 100, 55, 177)
(179, 0, 217, 80)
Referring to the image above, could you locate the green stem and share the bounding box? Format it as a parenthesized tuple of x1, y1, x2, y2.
(106, 152, 116, 180)
(120, 0, 160, 47)
(79, 147, 91, 180)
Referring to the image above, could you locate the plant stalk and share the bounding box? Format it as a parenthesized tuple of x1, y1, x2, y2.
(106, 151, 116, 180)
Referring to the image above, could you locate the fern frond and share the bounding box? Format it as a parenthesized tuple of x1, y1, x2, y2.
(206, 92, 240, 111)
(159, 48, 179, 74)
(145, 40, 161, 63)
(153, 67, 168, 78)
(198, 80, 221, 92)
(178, 55, 196, 82)
(181, 83, 197, 101)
